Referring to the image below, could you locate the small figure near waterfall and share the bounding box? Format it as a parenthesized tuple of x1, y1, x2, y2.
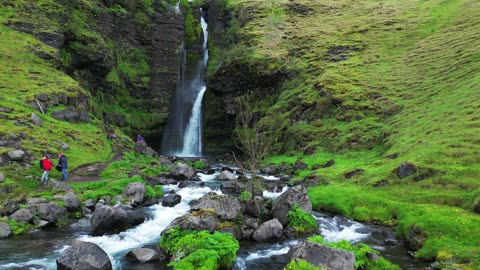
(136, 135, 145, 142)
(40, 154, 53, 183)
(57, 153, 68, 181)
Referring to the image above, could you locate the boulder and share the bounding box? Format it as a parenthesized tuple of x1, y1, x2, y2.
(7, 150, 25, 161)
(252, 218, 284, 242)
(287, 241, 355, 270)
(1, 199, 19, 216)
(9, 208, 34, 223)
(394, 162, 417, 179)
(158, 156, 173, 167)
(243, 198, 264, 218)
(272, 185, 312, 226)
(125, 248, 159, 263)
(123, 182, 146, 205)
(169, 162, 195, 180)
(217, 170, 238, 180)
(57, 241, 112, 270)
(240, 217, 259, 240)
(293, 159, 308, 171)
(162, 193, 181, 207)
(62, 192, 81, 211)
(163, 210, 219, 234)
(0, 222, 11, 238)
(90, 205, 145, 235)
(191, 193, 242, 220)
(0, 173, 4, 182)
(134, 141, 158, 158)
(37, 203, 67, 223)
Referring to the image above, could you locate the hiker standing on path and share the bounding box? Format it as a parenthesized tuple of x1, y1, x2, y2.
(40, 155, 53, 183)
(136, 134, 145, 142)
(58, 153, 68, 181)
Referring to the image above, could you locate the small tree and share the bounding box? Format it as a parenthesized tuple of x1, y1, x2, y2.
(233, 93, 273, 194)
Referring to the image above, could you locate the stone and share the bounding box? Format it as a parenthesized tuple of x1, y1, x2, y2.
(31, 113, 42, 126)
(287, 241, 355, 270)
(162, 193, 181, 207)
(394, 162, 417, 179)
(0, 173, 4, 183)
(37, 203, 67, 223)
(90, 205, 145, 236)
(217, 170, 238, 180)
(7, 150, 25, 161)
(191, 193, 242, 220)
(125, 248, 159, 263)
(163, 210, 219, 234)
(122, 182, 146, 205)
(57, 241, 112, 270)
(0, 222, 11, 238)
(9, 209, 34, 223)
(169, 162, 195, 180)
(272, 185, 312, 226)
(252, 218, 284, 242)
(1, 199, 19, 216)
(63, 192, 81, 211)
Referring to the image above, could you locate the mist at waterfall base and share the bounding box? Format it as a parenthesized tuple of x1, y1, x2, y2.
(160, 11, 209, 157)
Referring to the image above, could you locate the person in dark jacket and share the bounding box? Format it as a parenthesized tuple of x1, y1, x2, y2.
(40, 155, 53, 183)
(57, 153, 68, 181)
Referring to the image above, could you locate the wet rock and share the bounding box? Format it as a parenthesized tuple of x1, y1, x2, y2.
(287, 241, 355, 270)
(217, 170, 238, 180)
(57, 241, 112, 270)
(252, 218, 284, 242)
(169, 162, 195, 180)
(7, 150, 25, 161)
(123, 182, 146, 206)
(0, 222, 11, 238)
(90, 205, 145, 236)
(394, 162, 417, 179)
(162, 193, 181, 207)
(62, 192, 81, 211)
(191, 193, 242, 220)
(272, 185, 312, 226)
(125, 248, 159, 263)
(9, 209, 34, 223)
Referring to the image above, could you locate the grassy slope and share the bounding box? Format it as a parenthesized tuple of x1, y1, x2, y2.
(211, 0, 480, 267)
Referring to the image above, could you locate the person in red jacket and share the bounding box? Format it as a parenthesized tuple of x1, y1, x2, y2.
(40, 154, 53, 183)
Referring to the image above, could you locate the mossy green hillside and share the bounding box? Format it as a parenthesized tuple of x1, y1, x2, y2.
(210, 0, 480, 267)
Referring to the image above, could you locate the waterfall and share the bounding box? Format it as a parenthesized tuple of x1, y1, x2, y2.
(161, 9, 209, 157)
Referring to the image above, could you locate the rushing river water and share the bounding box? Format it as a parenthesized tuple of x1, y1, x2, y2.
(0, 167, 430, 270)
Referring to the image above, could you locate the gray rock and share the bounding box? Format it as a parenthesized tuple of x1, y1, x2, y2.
(162, 193, 181, 207)
(31, 113, 42, 126)
(217, 170, 238, 180)
(37, 203, 67, 223)
(9, 209, 34, 223)
(252, 218, 284, 242)
(125, 248, 159, 263)
(164, 211, 219, 234)
(0, 222, 11, 238)
(134, 141, 159, 158)
(63, 192, 81, 211)
(158, 156, 173, 167)
(90, 205, 145, 236)
(51, 110, 65, 121)
(395, 162, 417, 179)
(0, 173, 4, 183)
(243, 198, 263, 218)
(57, 241, 112, 270)
(7, 150, 25, 161)
(272, 185, 312, 226)
(287, 241, 355, 270)
(169, 162, 195, 180)
(1, 199, 19, 216)
(27, 197, 48, 204)
(240, 217, 259, 240)
(191, 193, 242, 220)
(84, 199, 95, 210)
(122, 182, 146, 205)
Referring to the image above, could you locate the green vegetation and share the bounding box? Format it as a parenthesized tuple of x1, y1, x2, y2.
(308, 235, 400, 270)
(238, 191, 252, 201)
(209, 0, 480, 268)
(287, 205, 317, 235)
(160, 226, 240, 270)
(285, 259, 325, 270)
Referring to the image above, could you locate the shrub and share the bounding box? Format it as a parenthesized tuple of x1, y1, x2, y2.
(288, 205, 317, 235)
(285, 259, 325, 270)
(239, 191, 252, 201)
(160, 227, 239, 270)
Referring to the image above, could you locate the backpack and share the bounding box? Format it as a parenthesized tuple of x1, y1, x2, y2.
(39, 160, 44, 169)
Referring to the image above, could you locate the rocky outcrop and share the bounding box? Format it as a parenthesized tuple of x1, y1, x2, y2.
(169, 162, 195, 180)
(134, 141, 158, 158)
(271, 185, 312, 226)
(37, 203, 67, 223)
(62, 192, 81, 211)
(287, 241, 355, 270)
(57, 241, 112, 270)
(122, 182, 146, 206)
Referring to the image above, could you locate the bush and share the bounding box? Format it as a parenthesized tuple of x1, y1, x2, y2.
(160, 226, 239, 270)
(285, 259, 325, 270)
(288, 205, 317, 235)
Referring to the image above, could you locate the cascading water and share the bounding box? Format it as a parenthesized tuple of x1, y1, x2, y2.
(161, 9, 209, 157)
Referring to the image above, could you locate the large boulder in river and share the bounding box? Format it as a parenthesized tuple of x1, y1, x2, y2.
(287, 241, 355, 270)
(122, 182, 146, 205)
(90, 205, 145, 235)
(272, 185, 312, 226)
(57, 241, 112, 270)
(191, 193, 242, 220)
(217, 170, 238, 180)
(162, 193, 181, 207)
(252, 218, 284, 242)
(169, 162, 195, 180)
(163, 209, 219, 234)
(125, 248, 160, 263)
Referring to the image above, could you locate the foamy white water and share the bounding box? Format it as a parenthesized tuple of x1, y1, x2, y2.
(316, 215, 370, 243)
(263, 185, 289, 200)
